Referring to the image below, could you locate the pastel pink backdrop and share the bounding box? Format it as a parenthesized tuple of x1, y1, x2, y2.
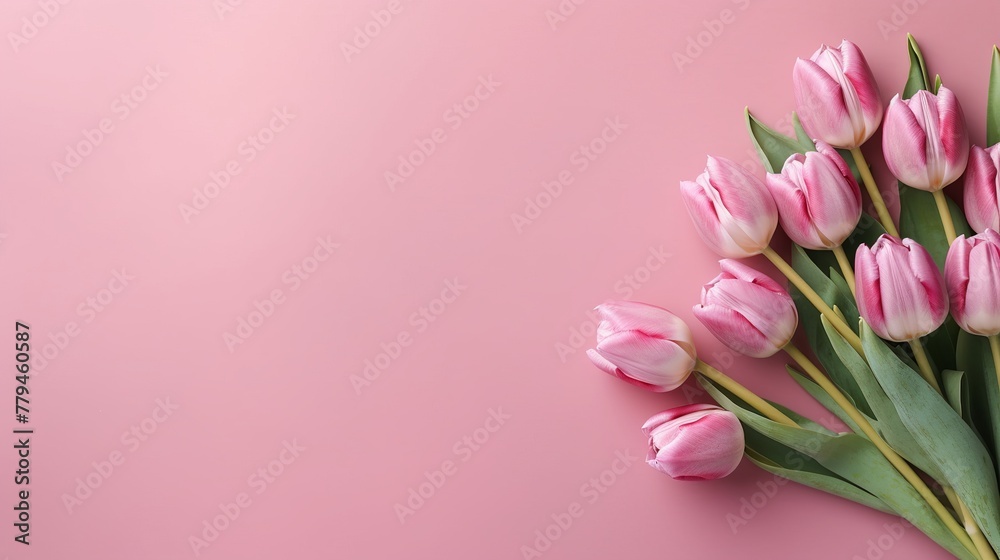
(0, 1, 993, 559)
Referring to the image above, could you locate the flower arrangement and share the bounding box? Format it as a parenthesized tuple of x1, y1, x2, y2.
(588, 35, 1000, 559)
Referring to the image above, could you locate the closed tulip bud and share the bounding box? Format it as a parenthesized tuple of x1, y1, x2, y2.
(793, 40, 883, 149)
(855, 235, 949, 342)
(963, 144, 1000, 234)
(882, 87, 969, 192)
(693, 260, 798, 358)
(586, 301, 697, 392)
(765, 141, 863, 249)
(945, 230, 1000, 336)
(680, 156, 778, 258)
(642, 403, 744, 481)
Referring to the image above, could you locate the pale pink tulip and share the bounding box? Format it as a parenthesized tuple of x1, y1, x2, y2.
(680, 157, 778, 258)
(693, 260, 798, 358)
(855, 235, 949, 342)
(945, 229, 1000, 336)
(882, 87, 969, 192)
(964, 144, 1000, 234)
(765, 141, 863, 249)
(793, 40, 883, 149)
(642, 403, 744, 481)
(586, 301, 697, 392)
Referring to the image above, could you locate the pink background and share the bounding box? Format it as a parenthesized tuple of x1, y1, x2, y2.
(0, 0, 993, 558)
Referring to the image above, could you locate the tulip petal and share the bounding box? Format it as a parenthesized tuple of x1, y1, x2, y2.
(838, 40, 883, 136)
(794, 58, 855, 147)
(936, 87, 970, 185)
(647, 409, 744, 480)
(855, 244, 889, 338)
(596, 301, 693, 348)
(965, 145, 1000, 234)
(641, 403, 720, 436)
(884, 95, 932, 190)
(596, 331, 693, 390)
(587, 349, 670, 392)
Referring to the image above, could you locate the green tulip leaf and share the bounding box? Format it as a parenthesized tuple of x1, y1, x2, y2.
(898, 186, 972, 270)
(786, 366, 864, 436)
(956, 331, 1000, 469)
(700, 374, 977, 560)
(745, 108, 814, 173)
(941, 370, 972, 423)
(861, 323, 1000, 551)
(792, 112, 812, 147)
(822, 317, 944, 481)
(903, 33, 930, 99)
(789, 245, 871, 416)
(987, 45, 1000, 146)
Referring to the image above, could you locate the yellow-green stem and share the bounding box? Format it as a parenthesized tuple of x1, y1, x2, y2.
(959, 497, 998, 560)
(832, 245, 857, 297)
(908, 338, 942, 393)
(991, 336, 1000, 401)
(784, 344, 980, 559)
(933, 190, 958, 244)
(762, 247, 864, 355)
(906, 339, 992, 558)
(850, 147, 900, 238)
(694, 360, 797, 428)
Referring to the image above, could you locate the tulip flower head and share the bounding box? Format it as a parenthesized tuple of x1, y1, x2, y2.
(855, 235, 949, 342)
(642, 403, 745, 481)
(793, 40, 883, 149)
(586, 301, 697, 392)
(680, 156, 778, 258)
(964, 144, 1000, 234)
(765, 142, 863, 250)
(882, 87, 969, 192)
(693, 260, 798, 358)
(945, 229, 1000, 336)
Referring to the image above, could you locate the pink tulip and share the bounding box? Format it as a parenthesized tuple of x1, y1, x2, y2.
(693, 260, 798, 358)
(642, 403, 744, 481)
(680, 157, 778, 258)
(855, 235, 949, 342)
(586, 301, 697, 392)
(882, 87, 969, 192)
(964, 144, 1000, 234)
(765, 141, 863, 250)
(793, 40, 883, 149)
(945, 230, 1000, 336)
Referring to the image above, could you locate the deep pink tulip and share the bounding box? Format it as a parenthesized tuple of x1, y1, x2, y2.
(945, 229, 1000, 336)
(765, 141, 863, 250)
(793, 40, 883, 149)
(693, 260, 798, 358)
(964, 144, 1000, 234)
(855, 235, 949, 342)
(642, 403, 745, 481)
(882, 87, 969, 192)
(680, 157, 778, 258)
(586, 301, 697, 392)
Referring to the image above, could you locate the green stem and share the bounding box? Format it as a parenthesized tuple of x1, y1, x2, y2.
(908, 338, 942, 393)
(933, 190, 958, 244)
(762, 247, 864, 355)
(785, 344, 980, 559)
(694, 360, 797, 427)
(990, 335, 1000, 402)
(832, 245, 857, 297)
(850, 147, 900, 237)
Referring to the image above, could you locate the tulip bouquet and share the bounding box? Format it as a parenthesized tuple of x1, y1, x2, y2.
(588, 35, 1000, 559)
